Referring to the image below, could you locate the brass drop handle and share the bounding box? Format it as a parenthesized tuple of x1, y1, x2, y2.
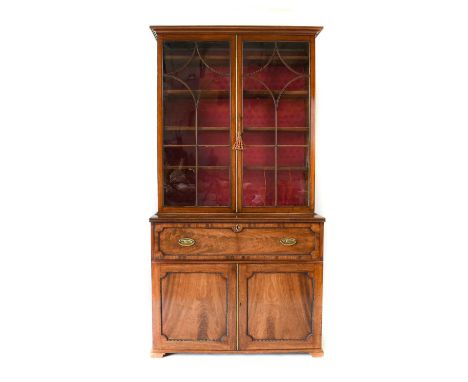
(178, 238, 195, 247)
(280, 237, 297, 246)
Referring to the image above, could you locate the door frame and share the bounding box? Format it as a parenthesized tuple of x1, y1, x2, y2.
(157, 33, 237, 213)
(236, 34, 316, 212)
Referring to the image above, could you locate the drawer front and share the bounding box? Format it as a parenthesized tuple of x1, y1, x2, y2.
(153, 223, 322, 260)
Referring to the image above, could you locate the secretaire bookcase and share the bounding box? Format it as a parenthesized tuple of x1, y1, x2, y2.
(149, 25, 325, 357)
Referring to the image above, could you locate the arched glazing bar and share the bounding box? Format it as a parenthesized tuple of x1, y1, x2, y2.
(162, 40, 231, 207)
(242, 40, 310, 207)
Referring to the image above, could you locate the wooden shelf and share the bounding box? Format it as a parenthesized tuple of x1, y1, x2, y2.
(165, 126, 230, 131)
(164, 144, 230, 147)
(244, 145, 308, 148)
(165, 55, 229, 62)
(165, 166, 229, 170)
(164, 89, 308, 99)
(164, 54, 307, 64)
(164, 90, 229, 98)
(244, 166, 307, 171)
(165, 126, 307, 132)
(244, 55, 308, 64)
(244, 90, 308, 99)
(244, 127, 309, 132)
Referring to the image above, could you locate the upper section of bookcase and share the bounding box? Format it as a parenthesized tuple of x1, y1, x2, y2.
(152, 26, 322, 212)
(150, 26, 323, 39)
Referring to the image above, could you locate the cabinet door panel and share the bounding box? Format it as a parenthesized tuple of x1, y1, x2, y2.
(152, 263, 236, 351)
(239, 263, 322, 350)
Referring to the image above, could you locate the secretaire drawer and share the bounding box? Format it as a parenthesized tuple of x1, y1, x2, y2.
(152, 223, 323, 261)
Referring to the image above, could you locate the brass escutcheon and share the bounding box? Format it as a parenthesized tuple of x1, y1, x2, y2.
(232, 224, 242, 233)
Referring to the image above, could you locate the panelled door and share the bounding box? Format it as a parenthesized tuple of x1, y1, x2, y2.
(152, 263, 237, 351)
(238, 263, 322, 350)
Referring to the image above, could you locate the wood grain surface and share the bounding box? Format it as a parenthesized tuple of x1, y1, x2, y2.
(152, 263, 236, 351)
(238, 263, 322, 350)
(155, 223, 321, 260)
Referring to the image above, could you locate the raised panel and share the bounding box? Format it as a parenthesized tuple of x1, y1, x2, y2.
(152, 263, 236, 351)
(239, 263, 322, 350)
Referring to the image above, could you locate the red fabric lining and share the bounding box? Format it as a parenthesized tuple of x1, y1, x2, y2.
(198, 169, 230, 206)
(243, 170, 275, 206)
(198, 147, 230, 166)
(278, 147, 307, 167)
(277, 171, 307, 206)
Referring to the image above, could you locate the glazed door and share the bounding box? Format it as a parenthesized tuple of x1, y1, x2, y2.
(238, 263, 322, 350)
(159, 35, 236, 211)
(237, 35, 315, 211)
(152, 263, 237, 351)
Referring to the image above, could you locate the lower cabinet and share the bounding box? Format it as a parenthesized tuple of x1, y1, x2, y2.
(152, 262, 322, 353)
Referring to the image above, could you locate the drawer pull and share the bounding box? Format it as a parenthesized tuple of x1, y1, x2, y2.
(178, 238, 195, 247)
(280, 237, 297, 246)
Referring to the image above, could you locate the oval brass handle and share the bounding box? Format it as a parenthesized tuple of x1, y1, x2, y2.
(178, 238, 195, 247)
(280, 237, 297, 246)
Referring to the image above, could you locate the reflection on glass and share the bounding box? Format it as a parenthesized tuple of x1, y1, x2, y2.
(164, 169, 196, 206)
(163, 130, 196, 145)
(164, 147, 196, 167)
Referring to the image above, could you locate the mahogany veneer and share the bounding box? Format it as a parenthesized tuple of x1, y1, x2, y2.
(150, 26, 325, 357)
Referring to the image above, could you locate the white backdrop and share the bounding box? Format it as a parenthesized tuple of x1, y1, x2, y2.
(1, 0, 468, 381)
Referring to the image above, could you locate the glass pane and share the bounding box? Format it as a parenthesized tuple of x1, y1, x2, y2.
(164, 168, 196, 206)
(163, 130, 196, 145)
(277, 170, 308, 206)
(243, 130, 275, 145)
(243, 146, 274, 167)
(198, 147, 230, 166)
(277, 130, 308, 145)
(198, 169, 230, 206)
(198, 98, 230, 127)
(198, 130, 229, 145)
(242, 169, 275, 207)
(162, 40, 231, 207)
(164, 147, 196, 167)
(242, 40, 310, 207)
(277, 146, 307, 167)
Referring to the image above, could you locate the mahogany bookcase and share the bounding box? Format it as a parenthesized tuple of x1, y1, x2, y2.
(149, 26, 325, 357)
